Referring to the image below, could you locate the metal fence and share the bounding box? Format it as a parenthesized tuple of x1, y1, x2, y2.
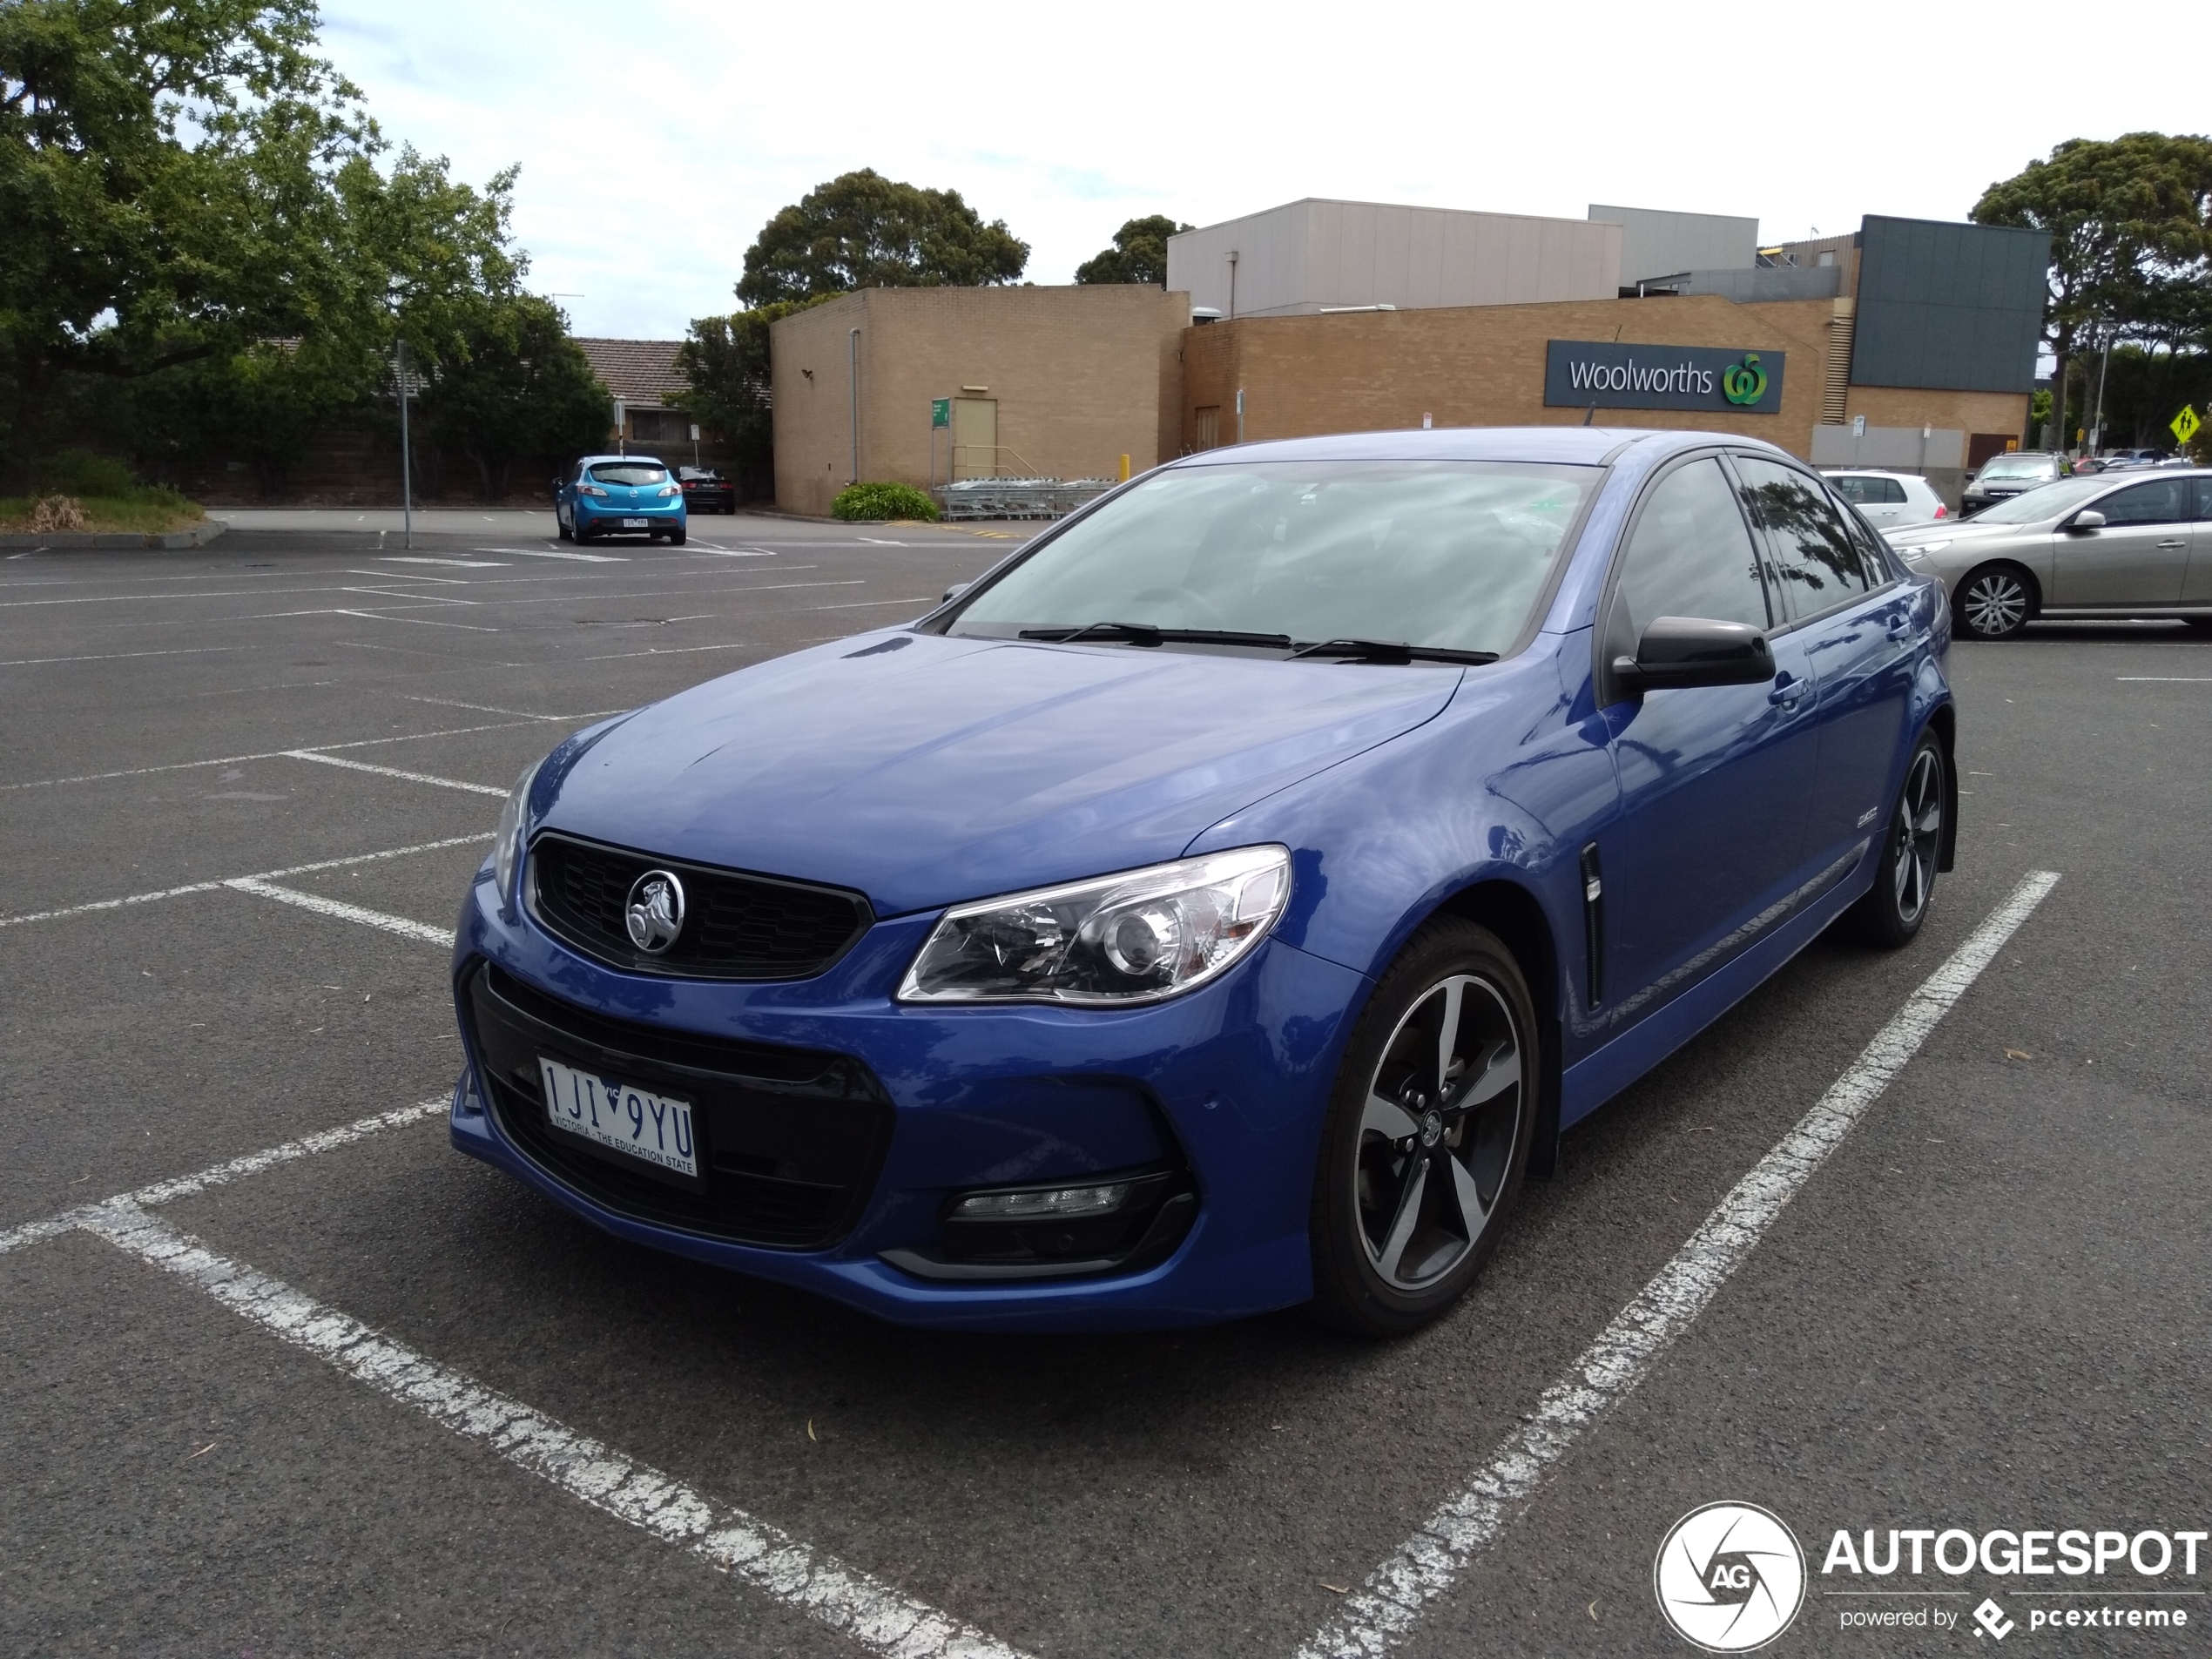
(931, 478, 1116, 521)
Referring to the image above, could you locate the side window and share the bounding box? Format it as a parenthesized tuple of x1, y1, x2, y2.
(2195, 477, 2212, 523)
(2098, 478, 2190, 526)
(1831, 475, 1871, 504)
(1608, 458, 1771, 651)
(1734, 455, 1872, 617)
(1872, 476, 1908, 503)
(1828, 484, 1898, 587)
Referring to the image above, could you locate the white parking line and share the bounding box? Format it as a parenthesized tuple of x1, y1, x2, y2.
(281, 750, 508, 795)
(225, 877, 455, 947)
(0, 833, 488, 929)
(2, 720, 556, 792)
(1, 644, 250, 667)
(280, 756, 506, 800)
(1296, 869, 2062, 1659)
(474, 546, 627, 563)
(378, 556, 508, 569)
(329, 608, 501, 631)
(2115, 676, 2212, 682)
(0, 1098, 448, 1257)
(80, 1204, 1032, 1659)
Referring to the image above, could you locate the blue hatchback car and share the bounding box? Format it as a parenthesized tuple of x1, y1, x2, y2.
(556, 454, 687, 544)
(453, 428, 1955, 1335)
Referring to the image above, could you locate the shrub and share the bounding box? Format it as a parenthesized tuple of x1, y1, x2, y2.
(832, 480, 939, 522)
(28, 495, 87, 532)
(36, 449, 137, 498)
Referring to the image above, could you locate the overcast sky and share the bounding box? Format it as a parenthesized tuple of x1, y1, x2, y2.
(320, 0, 2208, 341)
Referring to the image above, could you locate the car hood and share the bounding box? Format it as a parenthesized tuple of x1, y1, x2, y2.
(1888, 518, 2036, 548)
(540, 633, 1461, 916)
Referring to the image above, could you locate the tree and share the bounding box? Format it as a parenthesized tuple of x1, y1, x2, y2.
(735, 169, 1027, 307)
(416, 294, 607, 500)
(0, 0, 371, 466)
(1973, 133, 2212, 448)
(1074, 215, 1191, 287)
(671, 299, 829, 499)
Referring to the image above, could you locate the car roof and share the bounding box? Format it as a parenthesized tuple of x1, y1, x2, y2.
(1166, 426, 1797, 469)
(1822, 468, 1926, 479)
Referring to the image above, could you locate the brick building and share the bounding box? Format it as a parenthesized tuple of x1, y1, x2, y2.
(770, 286, 1188, 517)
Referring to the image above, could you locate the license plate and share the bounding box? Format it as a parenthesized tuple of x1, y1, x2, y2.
(621, 516, 649, 529)
(538, 1056, 697, 1178)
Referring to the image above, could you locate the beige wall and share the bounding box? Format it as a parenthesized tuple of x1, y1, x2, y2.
(1179, 295, 2027, 462)
(771, 286, 1189, 516)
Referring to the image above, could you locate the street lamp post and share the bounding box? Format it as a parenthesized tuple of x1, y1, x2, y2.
(395, 338, 414, 550)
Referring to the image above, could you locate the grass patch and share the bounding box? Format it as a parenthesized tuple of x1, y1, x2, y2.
(0, 489, 206, 535)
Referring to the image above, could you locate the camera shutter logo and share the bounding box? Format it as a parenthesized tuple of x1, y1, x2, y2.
(624, 870, 686, 954)
(1722, 354, 1770, 407)
(1654, 1501, 1806, 1651)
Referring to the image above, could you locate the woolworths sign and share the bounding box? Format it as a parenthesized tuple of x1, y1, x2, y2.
(1543, 340, 1785, 415)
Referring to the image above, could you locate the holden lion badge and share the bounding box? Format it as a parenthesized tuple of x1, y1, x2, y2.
(624, 870, 686, 954)
(1653, 1501, 1805, 1652)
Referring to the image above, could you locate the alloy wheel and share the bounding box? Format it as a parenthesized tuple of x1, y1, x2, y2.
(1891, 745, 1943, 925)
(1960, 570, 2028, 639)
(1355, 974, 1523, 1289)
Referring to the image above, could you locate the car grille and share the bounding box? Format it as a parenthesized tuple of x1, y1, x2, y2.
(527, 830, 872, 980)
(462, 962, 892, 1249)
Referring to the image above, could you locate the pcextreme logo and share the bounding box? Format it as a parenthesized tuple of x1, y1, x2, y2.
(1722, 354, 1770, 407)
(1656, 1501, 1808, 1651)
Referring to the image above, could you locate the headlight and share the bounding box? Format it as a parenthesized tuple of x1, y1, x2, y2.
(898, 846, 1292, 1006)
(491, 759, 541, 907)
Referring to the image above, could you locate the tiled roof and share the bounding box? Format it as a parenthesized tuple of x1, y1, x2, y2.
(573, 338, 685, 407)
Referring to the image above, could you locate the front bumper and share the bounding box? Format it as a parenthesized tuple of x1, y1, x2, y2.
(448, 867, 1367, 1331)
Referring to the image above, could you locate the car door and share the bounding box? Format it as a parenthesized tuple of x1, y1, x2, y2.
(2182, 477, 2212, 604)
(2051, 476, 2192, 604)
(1734, 455, 1918, 887)
(1594, 455, 1821, 1028)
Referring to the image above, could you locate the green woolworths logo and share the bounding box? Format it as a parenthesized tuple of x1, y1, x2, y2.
(1721, 354, 1769, 406)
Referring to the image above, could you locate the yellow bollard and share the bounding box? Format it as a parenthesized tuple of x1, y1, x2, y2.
(1118, 454, 1131, 482)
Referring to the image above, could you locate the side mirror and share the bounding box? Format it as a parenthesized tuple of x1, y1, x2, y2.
(2066, 509, 2105, 531)
(941, 581, 970, 604)
(1613, 617, 1777, 695)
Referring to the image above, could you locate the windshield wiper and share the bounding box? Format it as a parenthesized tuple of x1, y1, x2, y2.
(1018, 621, 1295, 649)
(1288, 637, 1500, 665)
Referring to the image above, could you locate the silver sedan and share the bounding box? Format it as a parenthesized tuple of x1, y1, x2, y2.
(1886, 469, 2212, 640)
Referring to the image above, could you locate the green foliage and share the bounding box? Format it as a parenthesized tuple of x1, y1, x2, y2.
(416, 294, 608, 499)
(832, 480, 938, 522)
(737, 170, 1028, 307)
(32, 447, 135, 496)
(671, 296, 833, 499)
(1075, 215, 1192, 287)
(1974, 133, 2212, 342)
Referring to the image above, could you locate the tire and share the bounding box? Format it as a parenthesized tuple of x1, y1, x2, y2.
(1308, 918, 1535, 1337)
(2183, 616, 2212, 631)
(1954, 563, 2035, 640)
(556, 515, 572, 542)
(1848, 733, 1946, 949)
(669, 524, 686, 546)
(574, 520, 592, 545)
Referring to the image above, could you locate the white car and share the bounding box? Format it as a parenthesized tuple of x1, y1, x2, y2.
(1823, 469, 1951, 529)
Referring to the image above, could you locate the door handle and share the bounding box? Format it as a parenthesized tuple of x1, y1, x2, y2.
(2156, 538, 2186, 550)
(1885, 616, 1913, 640)
(1769, 676, 1807, 707)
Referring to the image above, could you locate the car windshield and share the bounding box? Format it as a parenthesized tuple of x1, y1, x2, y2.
(1978, 455, 2055, 480)
(588, 463, 668, 486)
(947, 460, 1595, 657)
(1970, 476, 2110, 523)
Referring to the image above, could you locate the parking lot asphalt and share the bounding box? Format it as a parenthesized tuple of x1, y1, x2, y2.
(2, 516, 2206, 1658)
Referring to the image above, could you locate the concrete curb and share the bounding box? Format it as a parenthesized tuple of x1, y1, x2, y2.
(0, 521, 226, 551)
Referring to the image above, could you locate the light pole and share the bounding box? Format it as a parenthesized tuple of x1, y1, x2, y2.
(395, 338, 415, 550)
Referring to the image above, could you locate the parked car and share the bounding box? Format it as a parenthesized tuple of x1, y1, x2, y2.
(1823, 469, 1950, 529)
(1963, 451, 2072, 515)
(1888, 469, 2212, 639)
(556, 455, 687, 544)
(678, 466, 737, 515)
(452, 427, 1954, 1335)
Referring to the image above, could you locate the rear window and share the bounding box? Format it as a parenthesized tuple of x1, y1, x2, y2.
(588, 464, 669, 486)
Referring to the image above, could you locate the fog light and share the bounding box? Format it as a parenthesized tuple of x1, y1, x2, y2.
(950, 1182, 1131, 1220)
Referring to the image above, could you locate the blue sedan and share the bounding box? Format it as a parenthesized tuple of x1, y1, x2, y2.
(453, 427, 1954, 1335)
(556, 455, 687, 544)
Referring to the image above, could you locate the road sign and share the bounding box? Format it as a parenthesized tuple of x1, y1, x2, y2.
(2172, 405, 2201, 446)
(931, 397, 950, 429)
